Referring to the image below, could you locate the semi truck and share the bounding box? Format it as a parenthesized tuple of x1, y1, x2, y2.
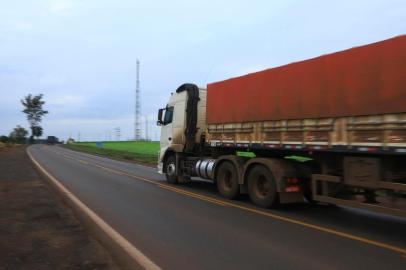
(157, 35, 406, 217)
(46, 136, 59, 145)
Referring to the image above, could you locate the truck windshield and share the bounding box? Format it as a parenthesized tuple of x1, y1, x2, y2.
(163, 106, 174, 125)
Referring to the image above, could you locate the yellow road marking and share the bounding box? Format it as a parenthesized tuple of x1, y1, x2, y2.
(63, 154, 75, 160)
(77, 159, 88, 165)
(53, 148, 406, 255)
(158, 184, 227, 206)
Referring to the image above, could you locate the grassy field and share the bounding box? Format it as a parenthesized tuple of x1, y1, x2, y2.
(65, 141, 160, 164)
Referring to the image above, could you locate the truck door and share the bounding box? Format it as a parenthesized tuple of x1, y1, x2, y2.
(160, 106, 174, 152)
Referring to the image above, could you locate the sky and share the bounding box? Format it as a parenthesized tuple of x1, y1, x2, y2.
(0, 0, 405, 141)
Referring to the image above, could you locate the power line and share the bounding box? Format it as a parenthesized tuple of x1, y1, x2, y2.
(115, 127, 121, 141)
(135, 59, 141, 141)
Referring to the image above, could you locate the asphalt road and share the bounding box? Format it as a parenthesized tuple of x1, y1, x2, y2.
(28, 145, 406, 270)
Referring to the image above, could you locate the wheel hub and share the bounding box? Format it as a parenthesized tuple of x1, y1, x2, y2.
(256, 175, 270, 197)
(223, 171, 233, 190)
(167, 163, 176, 176)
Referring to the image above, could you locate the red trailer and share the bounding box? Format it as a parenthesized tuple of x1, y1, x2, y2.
(207, 35, 406, 123)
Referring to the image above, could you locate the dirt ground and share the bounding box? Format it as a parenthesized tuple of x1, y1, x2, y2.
(0, 146, 119, 270)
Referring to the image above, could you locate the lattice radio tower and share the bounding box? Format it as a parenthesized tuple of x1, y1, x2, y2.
(134, 59, 141, 141)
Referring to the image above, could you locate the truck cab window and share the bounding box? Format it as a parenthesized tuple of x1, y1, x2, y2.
(163, 106, 174, 125)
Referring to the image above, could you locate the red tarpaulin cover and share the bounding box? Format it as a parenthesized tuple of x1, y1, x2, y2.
(207, 35, 406, 124)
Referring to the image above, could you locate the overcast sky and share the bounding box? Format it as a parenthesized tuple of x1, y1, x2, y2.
(0, 0, 405, 141)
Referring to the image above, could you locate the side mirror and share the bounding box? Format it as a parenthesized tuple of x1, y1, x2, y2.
(157, 108, 164, 126)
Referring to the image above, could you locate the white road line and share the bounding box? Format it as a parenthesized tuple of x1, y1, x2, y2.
(27, 147, 161, 270)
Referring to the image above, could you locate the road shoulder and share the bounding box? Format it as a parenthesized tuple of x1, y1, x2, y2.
(0, 145, 119, 269)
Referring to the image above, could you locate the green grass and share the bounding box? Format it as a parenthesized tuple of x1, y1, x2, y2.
(64, 141, 159, 164)
(65, 141, 313, 165)
(77, 141, 159, 156)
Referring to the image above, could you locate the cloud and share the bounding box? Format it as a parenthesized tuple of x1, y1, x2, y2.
(1, 0, 405, 141)
(38, 74, 68, 87)
(47, 0, 74, 13)
(13, 21, 34, 31)
(47, 95, 85, 106)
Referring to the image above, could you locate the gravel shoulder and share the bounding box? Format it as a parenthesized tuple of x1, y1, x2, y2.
(0, 145, 119, 270)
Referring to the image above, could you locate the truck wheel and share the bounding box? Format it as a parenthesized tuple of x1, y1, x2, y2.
(247, 165, 278, 208)
(165, 155, 178, 184)
(216, 161, 239, 199)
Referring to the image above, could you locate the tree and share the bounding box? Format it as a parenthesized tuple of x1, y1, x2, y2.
(21, 94, 48, 143)
(0, 135, 9, 143)
(9, 125, 28, 143)
(32, 126, 43, 138)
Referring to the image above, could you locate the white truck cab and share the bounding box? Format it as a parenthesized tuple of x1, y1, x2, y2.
(157, 84, 206, 176)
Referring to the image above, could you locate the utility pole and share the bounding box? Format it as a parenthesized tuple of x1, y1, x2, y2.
(115, 127, 121, 141)
(134, 59, 141, 141)
(145, 115, 149, 141)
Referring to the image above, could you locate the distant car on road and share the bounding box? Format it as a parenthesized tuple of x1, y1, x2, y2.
(47, 136, 59, 145)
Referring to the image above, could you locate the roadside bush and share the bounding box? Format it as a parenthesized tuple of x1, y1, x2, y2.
(0, 135, 9, 143)
(9, 126, 28, 144)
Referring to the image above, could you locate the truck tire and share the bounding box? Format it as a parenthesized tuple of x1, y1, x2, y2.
(216, 161, 239, 199)
(247, 165, 278, 208)
(165, 155, 179, 184)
